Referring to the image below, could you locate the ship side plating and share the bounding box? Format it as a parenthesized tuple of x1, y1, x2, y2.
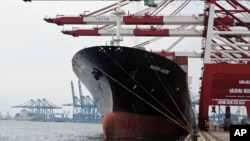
(72, 46, 193, 140)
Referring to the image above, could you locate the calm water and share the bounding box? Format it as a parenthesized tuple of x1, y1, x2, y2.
(0, 120, 103, 141)
(0, 120, 180, 141)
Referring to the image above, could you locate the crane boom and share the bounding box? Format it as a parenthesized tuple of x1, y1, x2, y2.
(62, 27, 204, 37)
(154, 51, 202, 58)
(44, 15, 250, 26)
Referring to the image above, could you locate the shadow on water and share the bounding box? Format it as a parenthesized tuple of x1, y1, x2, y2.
(106, 138, 179, 141)
(86, 134, 179, 141)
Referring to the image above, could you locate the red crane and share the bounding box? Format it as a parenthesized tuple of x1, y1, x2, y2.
(23, 0, 250, 131)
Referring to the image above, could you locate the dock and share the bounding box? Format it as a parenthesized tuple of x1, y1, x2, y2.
(185, 128, 229, 141)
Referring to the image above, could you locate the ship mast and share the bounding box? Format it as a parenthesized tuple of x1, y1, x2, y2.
(112, 0, 124, 46)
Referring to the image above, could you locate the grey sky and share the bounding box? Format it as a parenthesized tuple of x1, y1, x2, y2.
(0, 0, 204, 117)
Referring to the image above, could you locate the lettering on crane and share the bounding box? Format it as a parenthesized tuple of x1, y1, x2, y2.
(239, 80, 250, 84)
(106, 29, 116, 34)
(217, 100, 245, 105)
(96, 16, 110, 21)
(229, 88, 250, 94)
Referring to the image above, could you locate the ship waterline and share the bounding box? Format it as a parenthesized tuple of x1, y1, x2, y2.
(72, 46, 194, 140)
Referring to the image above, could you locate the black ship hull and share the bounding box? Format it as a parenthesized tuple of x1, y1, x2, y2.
(72, 46, 193, 140)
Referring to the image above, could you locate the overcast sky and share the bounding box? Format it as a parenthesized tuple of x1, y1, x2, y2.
(0, 0, 206, 117)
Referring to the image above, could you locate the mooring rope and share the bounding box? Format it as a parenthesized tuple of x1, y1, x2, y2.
(97, 47, 192, 132)
(146, 56, 193, 133)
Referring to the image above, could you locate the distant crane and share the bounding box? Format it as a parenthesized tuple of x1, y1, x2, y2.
(63, 80, 101, 122)
(11, 98, 62, 120)
(78, 80, 101, 122)
(22, 0, 250, 131)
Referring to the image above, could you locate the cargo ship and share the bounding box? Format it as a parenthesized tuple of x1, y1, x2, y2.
(72, 46, 194, 140)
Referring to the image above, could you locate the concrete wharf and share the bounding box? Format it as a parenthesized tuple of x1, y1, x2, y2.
(185, 128, 229, 141)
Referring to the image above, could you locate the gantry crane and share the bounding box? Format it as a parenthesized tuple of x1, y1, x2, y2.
(198, 0, 250, 131)
(78, 80, 101, 122)
(64, 81, 101, 122)
(66, 81, 82, 121)
(11, 98, 62, 120)
(22, 0, 250, 131)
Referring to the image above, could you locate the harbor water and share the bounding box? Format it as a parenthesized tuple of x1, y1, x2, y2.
(0, 120, 103, 141)
(0, 120, 180, 141)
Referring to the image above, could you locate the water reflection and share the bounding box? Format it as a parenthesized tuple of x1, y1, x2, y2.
(88, 134, 179, 141)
